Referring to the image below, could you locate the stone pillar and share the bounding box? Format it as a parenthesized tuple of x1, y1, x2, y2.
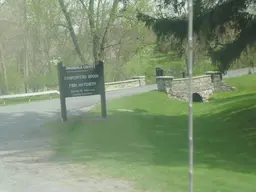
(205, 71, 222, 81)
(205, 71, 222, 91)
(132, 76, 146, 86)
(156, 76, 174, 92)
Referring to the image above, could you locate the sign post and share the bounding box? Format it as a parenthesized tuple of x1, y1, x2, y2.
(57, 62, 67, 121)
(57, 60, 107, 121)
(98, 61, 107, 118)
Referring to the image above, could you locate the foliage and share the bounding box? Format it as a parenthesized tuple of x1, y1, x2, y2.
(137, 0, 256, 72)
(1, 0, 254, 95)
(124, 44, 215, 83)
(0, 0, 155, 94)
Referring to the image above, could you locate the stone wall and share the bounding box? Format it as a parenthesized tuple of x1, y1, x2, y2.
(132, 76, 146, 86)
(105, 76, 145, 91)
(205, 71, 236, 92)
(169, 75, 214, 101)
(156, 76, 174, 92)
(156, 71, 236, 102)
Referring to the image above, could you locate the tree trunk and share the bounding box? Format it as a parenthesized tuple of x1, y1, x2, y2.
(87, 0, 99, 63)
(24, 0, 29, 93)
(0, 44, 8, 94)
(58, 0, 86, 64)
(98, 0, 119, 60)
(83, 0, 119, 63)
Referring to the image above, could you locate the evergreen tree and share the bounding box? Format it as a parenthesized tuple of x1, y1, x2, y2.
(137, 0, 256, 72)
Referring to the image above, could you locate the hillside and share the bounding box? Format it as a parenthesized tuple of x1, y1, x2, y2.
(49, 74, 256, 192)
(123, 45, 216, 84)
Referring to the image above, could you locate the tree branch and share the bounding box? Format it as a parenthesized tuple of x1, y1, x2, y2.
(77, 0, 88, 12)
(58, 0, 86, 64)
(99, 0, 119, 59)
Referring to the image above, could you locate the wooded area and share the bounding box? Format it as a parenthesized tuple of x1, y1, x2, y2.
(0, 0, 155, 94)
(0, 0, 255, 95)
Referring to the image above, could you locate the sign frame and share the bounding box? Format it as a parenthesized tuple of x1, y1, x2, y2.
(57, 60, 107, 121)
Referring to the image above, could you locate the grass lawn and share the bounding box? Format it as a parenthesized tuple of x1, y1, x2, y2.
(123, 45, 216, 84)
(0, 93, 59, 106)
(49, 74, 256, 192)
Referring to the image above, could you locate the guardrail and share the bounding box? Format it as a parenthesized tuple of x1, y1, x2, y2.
(0, 90, 60, 104)
(0, 76, 146, 105)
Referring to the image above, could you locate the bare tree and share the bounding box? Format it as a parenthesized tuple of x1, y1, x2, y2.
(0, 0, 155, 93)
(78, 0, 120, 62)
(0, 42, 8, 94)
(23, 0, 29, 92)
(58, 0, 86, 64)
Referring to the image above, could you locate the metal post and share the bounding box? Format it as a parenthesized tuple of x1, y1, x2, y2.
(187, 0, 194, 192)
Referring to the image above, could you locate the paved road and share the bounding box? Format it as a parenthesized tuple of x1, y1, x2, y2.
(223, 67, 256, 78)
(0, 67, 254, 192)
(0, 85, 156, 192)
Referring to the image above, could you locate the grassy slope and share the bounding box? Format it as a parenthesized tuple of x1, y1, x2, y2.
(50, 74, 256, 192)
(124, 45, 216, 84)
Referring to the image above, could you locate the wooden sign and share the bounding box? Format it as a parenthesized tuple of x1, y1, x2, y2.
(57, 60, 107, 121)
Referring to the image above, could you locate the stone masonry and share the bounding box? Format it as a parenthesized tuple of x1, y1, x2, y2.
(156, 76, 174, 92)
(169, 75, 214, 101)
(105, 76, 145, 91)
(156, 71, 235, 102)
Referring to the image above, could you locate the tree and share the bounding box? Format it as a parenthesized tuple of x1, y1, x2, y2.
(137, 0, 256, 72)
(78, 0, 130, 63)
(0, 0, 67, 93)
(0, 0, 155, 94)
(57, 0, 156, 81)
(0, 42, 8, 94)
(58, 0, 86, 64)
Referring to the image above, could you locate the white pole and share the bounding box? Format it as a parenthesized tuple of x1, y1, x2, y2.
(187, 0, 194, 192)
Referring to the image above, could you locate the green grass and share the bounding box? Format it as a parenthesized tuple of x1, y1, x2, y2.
(49, 74, 256, 192)
(0, 93, 59, 106)
(225, 75, 256, 91)
(124, 45, 216, 84)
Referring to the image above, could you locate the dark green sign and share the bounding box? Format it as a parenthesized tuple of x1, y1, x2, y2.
(57, 61, 107, 121)
(62, 64, 101, 97)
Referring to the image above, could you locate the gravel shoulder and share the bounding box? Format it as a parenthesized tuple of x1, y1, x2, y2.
(0, 106, 134, 192)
